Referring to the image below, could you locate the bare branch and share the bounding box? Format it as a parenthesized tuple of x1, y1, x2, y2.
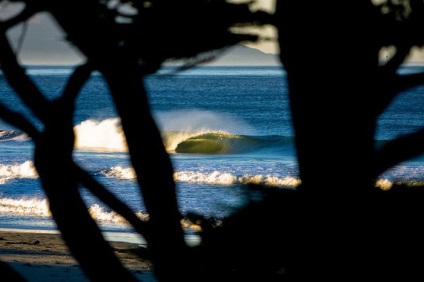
(0, 101, 39, 138)
(14, 21, 28, 55)
(0, 4, 39, 31)
(74, 164, 151, 239)
(0, 261, 26, 282)
(380, 45, 411, 73)
(375, 70, 424, 116)
(0, 32, 49, 121)
(392, 71, 424, 94)
(59, 63, 92, 104)
(374, 128, 424, 177)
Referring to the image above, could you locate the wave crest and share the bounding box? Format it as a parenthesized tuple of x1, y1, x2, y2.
(163, 131, 256, 154)
(0, 161, 38, 184)
(0, 197, 50, 216)
(175, 171, 301, 187)
(101, 166, 300, 187)
(0, 130, 29, 142)
(74, 118, 128, 152)
(88, 204, 148, 224)
(101, 166, 136, 180)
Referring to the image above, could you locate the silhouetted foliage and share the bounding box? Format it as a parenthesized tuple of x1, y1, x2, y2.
(274, 0, 424, 279)
(0, 0, 270, 281)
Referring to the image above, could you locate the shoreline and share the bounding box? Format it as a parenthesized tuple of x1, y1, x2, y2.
(0, 229, 157, 281)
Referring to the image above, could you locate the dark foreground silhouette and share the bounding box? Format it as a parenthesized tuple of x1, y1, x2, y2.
(0, 0, 424, 281)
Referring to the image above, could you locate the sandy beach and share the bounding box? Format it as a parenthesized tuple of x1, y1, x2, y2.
(0, 229, 157, 281)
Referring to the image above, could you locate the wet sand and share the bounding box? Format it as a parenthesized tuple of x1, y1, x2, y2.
(0, 230, 157, 281)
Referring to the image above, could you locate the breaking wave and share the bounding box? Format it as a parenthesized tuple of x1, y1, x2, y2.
(0, 197, 148, 224)
(162, 131, 268, 154)
(101, 166, 301, 187)
(0, 130, 29, 142)
(0, 161, 38, 184)
(2, 116, 289, 154)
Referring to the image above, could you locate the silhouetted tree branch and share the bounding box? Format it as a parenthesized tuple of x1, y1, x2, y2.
(1, 1, 271, 280)
(375, 70, 424, 115)
(74, 165, 151, 237)
(0, 33, 49, 121)
(5, 0, 422, 280)
(0, 97, 151, 253)
(0, 102, 39, 137)
(0, 261, 26, 282)
(0, 31, 137, 280)
(274, 0, 424, 279)
(375, 128, 424, 177)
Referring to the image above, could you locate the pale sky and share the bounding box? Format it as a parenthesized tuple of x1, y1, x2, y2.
(2, 0, 424, 65)
(4, 1, 279, 65)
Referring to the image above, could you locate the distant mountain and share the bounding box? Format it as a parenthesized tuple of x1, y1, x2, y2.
(203, 45, 280, 66)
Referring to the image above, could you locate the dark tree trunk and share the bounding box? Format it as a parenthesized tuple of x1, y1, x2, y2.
(275, 1, 380, 194)
(274, 1, 381, 279)
(48, 2, 187, 279)
(33, 103, 137, 282)
(274, 1, 424, 280)
(100, 61, 187, 280)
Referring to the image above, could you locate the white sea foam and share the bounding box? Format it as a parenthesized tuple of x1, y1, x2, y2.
(88, 204, 148, 224)
(102, 166, 136, 180)
(74, 118, 128, 152)
(0, 197, 50, 216)
(0, 197, 149, 225)
(0, 130, 29, 141)
(175, 171, 301, 187)
(72, 113, 254, 153)
(101, 166, 301, 187)
(0, 161, 38, 184)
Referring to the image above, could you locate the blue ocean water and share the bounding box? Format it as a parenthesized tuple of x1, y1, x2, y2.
(0, 65, 423, 237)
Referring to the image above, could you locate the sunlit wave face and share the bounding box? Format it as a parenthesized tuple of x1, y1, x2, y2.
(73, 110, 256, 153)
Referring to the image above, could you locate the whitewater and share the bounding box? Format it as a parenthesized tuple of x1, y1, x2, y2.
(1, 66, 424, 234)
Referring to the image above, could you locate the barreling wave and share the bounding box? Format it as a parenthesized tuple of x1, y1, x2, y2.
(2, 117, 289, 154)
(162, 131, 290, 154)
(163, 131, 252, 154)
(0, 130, 29, 142)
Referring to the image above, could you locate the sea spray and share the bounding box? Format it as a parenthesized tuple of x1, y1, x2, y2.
(74, 118, 128, 151)
(154, 109, 256, 136)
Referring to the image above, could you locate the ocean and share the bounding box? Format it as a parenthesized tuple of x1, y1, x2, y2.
(1, 65, 424, 241)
